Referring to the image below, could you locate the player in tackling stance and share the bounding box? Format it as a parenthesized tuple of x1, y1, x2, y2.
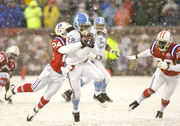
(128, 30, 180, 118)
(62, 17, 119, 103)
(0, 45, 19, 103)
(5, 22, 75, 122)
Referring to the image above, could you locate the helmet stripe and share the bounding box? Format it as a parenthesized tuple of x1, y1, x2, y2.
(74, 15, 79, 24)
(100, 17, 102, 24)
(159, 31, 164, 38)
(84, 13, 89, 22)
(162, 31, 167, 39)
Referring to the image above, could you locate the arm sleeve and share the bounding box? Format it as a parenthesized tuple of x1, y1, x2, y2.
(137, 49, 152, 58)
(169, 48, 180, 72)
(91, 42, 98, 55)
(58, 42, 82, 54)
(0, 53, 7, 67)
(169, 64, 180, 72)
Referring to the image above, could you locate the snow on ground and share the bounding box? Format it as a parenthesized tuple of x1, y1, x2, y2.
(0, 76, 180, 126)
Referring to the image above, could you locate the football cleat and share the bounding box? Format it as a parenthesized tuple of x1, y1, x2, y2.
(101, 93, 113, 102)
(5, 84, 16, 101)
(61, 89, 72, 102)
(8, 98, 13, 104)
(129, 100, 139, 111)
(155, 111, 163, 118)
(93, 94, 107, 108)
(27, 107, 39, 122)
(72, 112, 80, 122)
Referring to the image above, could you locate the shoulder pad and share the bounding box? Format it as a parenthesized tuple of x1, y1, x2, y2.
(66, 30, 81, 43)
(150, 41, 156, 55)
(170, 44, 180, 57)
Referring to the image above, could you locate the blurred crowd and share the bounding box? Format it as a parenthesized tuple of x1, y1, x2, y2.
(0, 29, 162, 76)
(0, 0, 180, 29)
(0, 0, 180, 76)
(0, 33, 51, 75)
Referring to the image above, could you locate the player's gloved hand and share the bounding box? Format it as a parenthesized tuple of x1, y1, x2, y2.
(110, 50, 120, 57)
(157, 61, 169, 70)
(61, 65, 72, 76)
(81, 35, 95, 48)
(95, 55, 103, 60)
(127, 55, 138, 60)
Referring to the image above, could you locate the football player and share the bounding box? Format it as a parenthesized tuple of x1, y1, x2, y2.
(128, 30, 180, 118)
(61, 13, 107, 123)
(62, 17, 119, 103)
(0, 45, 19, 103)
(5, 22, 75, 122)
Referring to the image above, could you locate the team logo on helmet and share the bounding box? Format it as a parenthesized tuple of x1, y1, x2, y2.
(73, 13, 91, 35)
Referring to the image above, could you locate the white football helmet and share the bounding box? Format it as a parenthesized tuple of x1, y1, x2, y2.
(156, 30, 172, 52)
(6, 45, 20, 61)
(55, 22, 73, 38)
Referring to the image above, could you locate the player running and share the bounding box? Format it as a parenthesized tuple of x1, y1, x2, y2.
(5, 22, 76, 122)
(0, 45, 19, 103)
(62, 17, 119, 103)
(62, 13, 108, 123)
(128, 30, 180, 118)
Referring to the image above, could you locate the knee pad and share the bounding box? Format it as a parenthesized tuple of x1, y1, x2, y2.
(161, 98, 170, 107)
(143, 88, 155, 98)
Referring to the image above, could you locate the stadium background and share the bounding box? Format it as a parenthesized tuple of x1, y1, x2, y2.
(0, 0, 180, 76)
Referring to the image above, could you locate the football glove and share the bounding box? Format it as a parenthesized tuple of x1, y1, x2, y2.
(95, 55, 103, 60)
(157, 61, 169, 70)
(81, 35, 95, 48)
(61, 65, 72, 76)
(110, 49, 120, 57)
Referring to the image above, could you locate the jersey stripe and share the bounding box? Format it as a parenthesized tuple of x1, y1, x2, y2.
(151, 41, 156, 55)
(55, 37, 65, 45)
(170, 44, 180, 57)
(1, 51, 9, 64)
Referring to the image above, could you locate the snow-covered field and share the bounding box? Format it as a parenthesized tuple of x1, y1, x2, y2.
(0, 76, 180, 126)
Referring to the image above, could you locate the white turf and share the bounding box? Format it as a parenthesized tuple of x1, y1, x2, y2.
(0, 76, 180, 126)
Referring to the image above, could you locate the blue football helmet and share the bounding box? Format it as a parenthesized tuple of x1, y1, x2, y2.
(73, 13, 91, 35)
(94, 17, 106, 31)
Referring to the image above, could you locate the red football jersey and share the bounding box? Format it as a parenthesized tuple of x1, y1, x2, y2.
(0, 51, 16, 75)
(50, 37, 66, 74)
(150, 41, 180, 76)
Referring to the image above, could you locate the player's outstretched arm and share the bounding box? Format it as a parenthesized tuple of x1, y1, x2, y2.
(127, 49, 152, 60)
(159, 60, 180, 72)
(127, 55, 138, 60)
(105, 44, 120, 57)
(58, 42, 82, 54)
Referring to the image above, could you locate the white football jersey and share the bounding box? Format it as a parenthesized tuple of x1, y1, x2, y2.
(90, 26, 107, 57)
(65, 30, 92, 65)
